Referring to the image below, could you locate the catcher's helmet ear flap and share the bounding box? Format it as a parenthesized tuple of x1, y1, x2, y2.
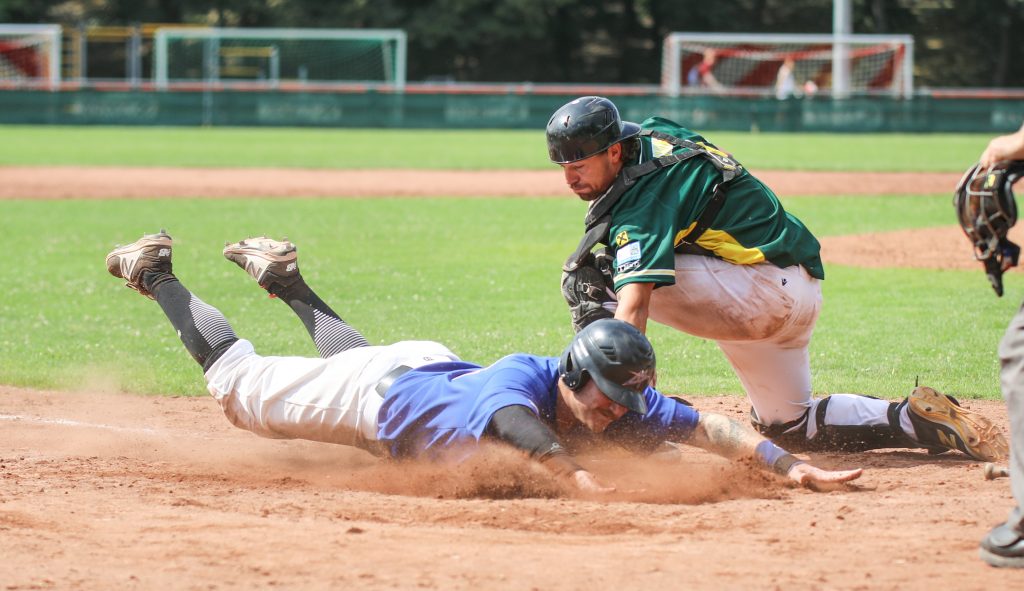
(557, 318, 655, 414)
(546, 96, 642, 164)
(954, 160, 1024, 295)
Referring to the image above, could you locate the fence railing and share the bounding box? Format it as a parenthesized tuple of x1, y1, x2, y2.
(1, 87, 1022, 133)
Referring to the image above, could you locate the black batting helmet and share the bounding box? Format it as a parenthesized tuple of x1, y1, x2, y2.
(558, 318, 655, 414)
(546, 96, 641, 164)
(954, 160, 1024, 295)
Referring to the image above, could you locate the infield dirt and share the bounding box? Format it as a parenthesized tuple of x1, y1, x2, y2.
(1, 386, 1017, 590)
(1, 167, 1021, 590)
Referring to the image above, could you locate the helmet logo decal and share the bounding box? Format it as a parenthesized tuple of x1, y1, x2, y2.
(561, 115, 571, 128)
(622, 368, 655, 389)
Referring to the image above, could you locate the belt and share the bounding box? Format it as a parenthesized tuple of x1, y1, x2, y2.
(375, 365, 413, 396)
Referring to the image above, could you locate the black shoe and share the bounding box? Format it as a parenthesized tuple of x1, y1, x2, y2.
(980, 523, 1024, 568)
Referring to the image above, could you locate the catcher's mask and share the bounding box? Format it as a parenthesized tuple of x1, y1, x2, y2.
(954, 160, 1024, 296)
(558, 318, 655, 414)
(546, 96, 641, 164)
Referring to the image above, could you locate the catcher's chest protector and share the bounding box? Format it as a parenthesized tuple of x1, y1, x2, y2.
(565, 130, 743, 273)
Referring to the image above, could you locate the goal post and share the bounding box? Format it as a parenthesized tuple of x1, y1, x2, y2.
(662, 32, 914, 98)
(153, 27, 407, 90)
(0, 24, 61, 88)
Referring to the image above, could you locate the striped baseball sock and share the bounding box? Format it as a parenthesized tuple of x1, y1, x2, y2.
(271, 278, 370, 357)
(145, 272, 239, 370)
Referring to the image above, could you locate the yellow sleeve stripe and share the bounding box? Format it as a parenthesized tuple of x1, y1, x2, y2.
(674, 224, 766, 266)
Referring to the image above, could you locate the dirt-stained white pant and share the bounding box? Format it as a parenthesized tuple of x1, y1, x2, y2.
(649, 253, 891, 432)
(998, 302, 1024, 533)
(203, 339, 460, 453)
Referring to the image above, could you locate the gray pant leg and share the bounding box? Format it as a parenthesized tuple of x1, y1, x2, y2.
(998, 301, 1024, 533)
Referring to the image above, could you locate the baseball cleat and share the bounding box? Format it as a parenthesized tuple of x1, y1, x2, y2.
(105, 229, 173, 299)
(980, 523, 1024, 568)
(906, 385, 1008, 462)
(223, 236, 299, 291)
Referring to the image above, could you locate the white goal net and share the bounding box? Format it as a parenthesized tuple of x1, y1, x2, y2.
(0, 24, 61, 88)
(662, 33, 914, 98)
(153, 27, 406, 90)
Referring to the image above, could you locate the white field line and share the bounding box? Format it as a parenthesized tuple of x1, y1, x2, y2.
(0, 413, 161, 435)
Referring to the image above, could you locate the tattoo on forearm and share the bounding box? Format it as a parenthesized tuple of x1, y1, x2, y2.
(695, 414, 762, 458)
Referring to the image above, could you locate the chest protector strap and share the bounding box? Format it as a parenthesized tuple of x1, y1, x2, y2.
(564, 130, 743, 272)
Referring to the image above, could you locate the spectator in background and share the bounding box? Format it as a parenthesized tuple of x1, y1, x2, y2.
(692, 49, 723, 91)
(977, 121, 1024, 568)
(775, 57, 796, 100)
(686, 62, 701, 87)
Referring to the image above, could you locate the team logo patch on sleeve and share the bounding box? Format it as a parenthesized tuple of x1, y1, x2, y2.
(615, 231, 630, 247)
(652, 138, 673, 158)
(616, 241, 641, 274)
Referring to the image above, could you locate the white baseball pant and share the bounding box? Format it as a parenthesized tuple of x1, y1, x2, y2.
(203, 339, 460, 453)
(649, 253, 893, 433)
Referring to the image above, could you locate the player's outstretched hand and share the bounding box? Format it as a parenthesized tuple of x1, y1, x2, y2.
(571, 469, 616, 494)
(786, 463, 863, 491)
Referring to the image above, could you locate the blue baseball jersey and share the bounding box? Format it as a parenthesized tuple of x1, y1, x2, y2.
(375, 353, 701, 460)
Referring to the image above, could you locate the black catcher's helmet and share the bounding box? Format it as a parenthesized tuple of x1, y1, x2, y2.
(546, 96, 641, 164)
(954, 160, 1024, 296)
(558, 318, 655, 414)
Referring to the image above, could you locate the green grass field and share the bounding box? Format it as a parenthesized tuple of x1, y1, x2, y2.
(0, 125, 994, 171)
(0, 126, 1014, 401)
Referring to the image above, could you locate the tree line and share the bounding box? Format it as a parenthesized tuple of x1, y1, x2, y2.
(1, 0, 1021, 88)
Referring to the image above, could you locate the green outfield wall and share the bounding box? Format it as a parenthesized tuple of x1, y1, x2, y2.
(1, 89, 1022, 133)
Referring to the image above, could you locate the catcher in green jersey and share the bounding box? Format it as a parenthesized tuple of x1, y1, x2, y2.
(547, 95, 1008, 461)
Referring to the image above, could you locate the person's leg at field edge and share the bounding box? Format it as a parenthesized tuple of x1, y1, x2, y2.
(980, 304, 1024, 568)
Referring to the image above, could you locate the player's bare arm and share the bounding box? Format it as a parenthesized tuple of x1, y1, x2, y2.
(980, 122, 1024, 168)
(613, 282, 654, 333)
(687, 413, 863, 488)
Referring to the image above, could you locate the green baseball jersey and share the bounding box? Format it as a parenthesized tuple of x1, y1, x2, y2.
(609, 117, 824, 291)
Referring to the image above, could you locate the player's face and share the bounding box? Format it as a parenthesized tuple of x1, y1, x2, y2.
(567, 380, 629, 433)
(559, 144, 623, 202)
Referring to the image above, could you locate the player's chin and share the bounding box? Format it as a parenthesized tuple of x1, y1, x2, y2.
(572, 188, 599, 202)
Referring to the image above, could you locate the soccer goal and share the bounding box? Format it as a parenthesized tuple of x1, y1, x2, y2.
(662, 32, 914, 98)
(0, 24, 61, 88)
(153, 27, 407, 90)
